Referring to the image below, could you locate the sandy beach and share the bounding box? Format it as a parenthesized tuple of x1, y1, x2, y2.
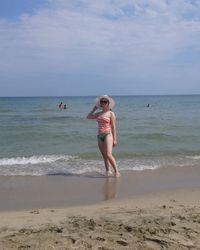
(0, 166, 200, 249)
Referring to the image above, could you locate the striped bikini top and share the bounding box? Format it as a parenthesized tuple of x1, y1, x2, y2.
(96, 112, 111, 134)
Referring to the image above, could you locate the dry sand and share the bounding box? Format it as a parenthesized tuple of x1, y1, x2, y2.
(0, 166, 200, 249)
(0, 188, 200, 249)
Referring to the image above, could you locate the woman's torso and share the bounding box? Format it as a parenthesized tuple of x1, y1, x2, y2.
(96, 111, 112, 134)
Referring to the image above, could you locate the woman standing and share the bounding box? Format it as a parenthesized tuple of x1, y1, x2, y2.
(87, 95, 120, 177)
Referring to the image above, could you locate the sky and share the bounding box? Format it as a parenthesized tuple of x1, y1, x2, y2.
(0, 0, 200, 96)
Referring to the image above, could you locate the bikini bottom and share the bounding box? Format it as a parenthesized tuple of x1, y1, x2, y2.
(97, 132, 111, 142)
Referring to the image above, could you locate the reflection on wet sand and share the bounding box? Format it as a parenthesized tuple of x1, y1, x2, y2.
(103, 177, 119, 200)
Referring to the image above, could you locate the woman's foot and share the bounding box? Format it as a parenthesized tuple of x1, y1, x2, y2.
(105, 170, 113, 177)
(115, 171, 121, 178)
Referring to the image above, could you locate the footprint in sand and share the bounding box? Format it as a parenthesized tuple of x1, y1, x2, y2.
(170, 199, 176, 202)
(29, 210, 40, 214)
(116, 239, 129, 246)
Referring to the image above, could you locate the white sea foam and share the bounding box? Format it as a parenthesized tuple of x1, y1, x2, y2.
(185, 155, 200, 160)
(0, 155, 74, 166)
(0, 155, 199, 176)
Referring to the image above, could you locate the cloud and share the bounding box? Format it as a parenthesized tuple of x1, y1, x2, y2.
(0, 0, 200, 95)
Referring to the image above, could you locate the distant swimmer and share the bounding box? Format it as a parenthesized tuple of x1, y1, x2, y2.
(59, 102, 67, 110)
(59, 102, 64, 109)
(146, 104, 150, 107)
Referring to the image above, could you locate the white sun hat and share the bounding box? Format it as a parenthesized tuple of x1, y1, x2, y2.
(95, 95, 115, 109)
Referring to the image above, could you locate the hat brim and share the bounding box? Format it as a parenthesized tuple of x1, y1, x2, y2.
(95, 95, 115, 109)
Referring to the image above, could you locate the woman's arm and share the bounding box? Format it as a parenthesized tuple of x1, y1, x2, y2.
(110, 111, 117, 146)
(86, 106, 99, 119)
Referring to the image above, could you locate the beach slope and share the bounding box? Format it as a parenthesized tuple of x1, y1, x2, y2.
(0, 187, 200, 250)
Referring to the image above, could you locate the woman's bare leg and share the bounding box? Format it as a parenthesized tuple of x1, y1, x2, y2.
(98, 139, 111, 174)
(104, 134, 120, 177)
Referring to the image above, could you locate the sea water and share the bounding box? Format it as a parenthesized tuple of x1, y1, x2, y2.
(0, 95, 200, 176)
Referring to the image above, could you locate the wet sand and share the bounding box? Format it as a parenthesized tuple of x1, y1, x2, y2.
(0, 166, 200, 249)
(0, 165, 200, 211)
